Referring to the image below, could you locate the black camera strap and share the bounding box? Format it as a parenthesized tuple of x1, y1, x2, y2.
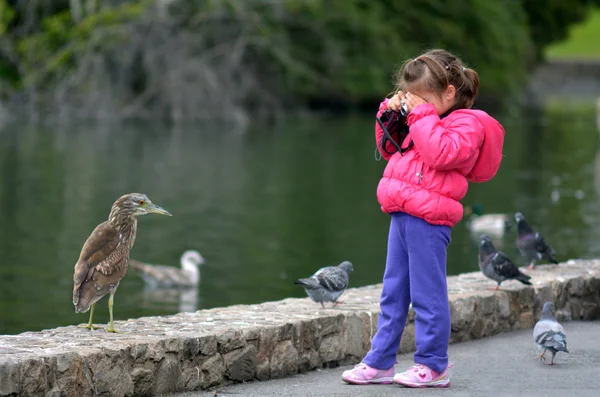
(376, 110, 412, 157)
(375, 106, 456, 160)
(376, 113, 403, 154)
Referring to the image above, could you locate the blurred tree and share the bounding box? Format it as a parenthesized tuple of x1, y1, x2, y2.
(522, 0, 599, 62)
(0, 0, 597, 121)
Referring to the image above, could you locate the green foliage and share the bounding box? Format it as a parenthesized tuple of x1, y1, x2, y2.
(546, 7, 600, 59)
(16, 0, 152, 88)
(522, 0, 598, 61)
(0, 0, 15, 37)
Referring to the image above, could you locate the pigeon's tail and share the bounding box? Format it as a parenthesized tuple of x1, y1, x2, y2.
(294, 278, 320, 289)
(516, 271, 532, 286)
(537, 331, 568, 353)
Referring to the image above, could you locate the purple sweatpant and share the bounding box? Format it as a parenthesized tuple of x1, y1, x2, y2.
(363, 211, 452, 373)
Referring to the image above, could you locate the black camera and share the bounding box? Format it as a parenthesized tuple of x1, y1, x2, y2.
(376, 104, 412, 156)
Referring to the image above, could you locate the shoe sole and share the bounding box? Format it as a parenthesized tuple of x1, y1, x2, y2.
(394, 378, 450, 388)
(341, 376, 394, 385)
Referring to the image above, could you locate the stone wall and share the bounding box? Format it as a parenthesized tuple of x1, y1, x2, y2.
(1, 259, 600, 396)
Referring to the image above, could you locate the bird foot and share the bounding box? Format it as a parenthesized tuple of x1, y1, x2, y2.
(332, 301, 345, 307)
(537, 352, 546, 361)
(105, 326, 119, 333)
(544, 360, 555, 366)
(527, 264, 534, 270)
(78, 324, 100, 331)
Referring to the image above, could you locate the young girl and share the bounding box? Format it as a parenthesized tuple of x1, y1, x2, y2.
(342, 49, 505, 388)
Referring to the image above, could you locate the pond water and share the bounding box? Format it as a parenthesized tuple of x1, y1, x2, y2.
(0, 101, 598, 335)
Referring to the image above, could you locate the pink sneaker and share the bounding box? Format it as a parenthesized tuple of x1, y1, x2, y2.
(341, 363, 395, 385)
(393, 364, 450, 388)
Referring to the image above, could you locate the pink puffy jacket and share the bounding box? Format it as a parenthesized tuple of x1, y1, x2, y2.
(375, 99, 505, 227)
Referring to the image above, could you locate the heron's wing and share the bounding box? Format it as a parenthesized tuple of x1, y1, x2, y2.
(73, 222, 121, 307)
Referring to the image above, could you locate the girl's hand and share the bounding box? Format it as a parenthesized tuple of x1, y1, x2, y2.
(403, 92, 427, 112)
(387, 91, 406, 112)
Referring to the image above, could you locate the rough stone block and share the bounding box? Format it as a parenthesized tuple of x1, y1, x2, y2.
(297, 349, 319, 373)
(200, 354, 225, 388)
(131, 368, 154, 396)
(224, 345, 258, 382)
(217, 330, 246, 353)
(270, 340, 298, 378)
(318, 335, 343, 363)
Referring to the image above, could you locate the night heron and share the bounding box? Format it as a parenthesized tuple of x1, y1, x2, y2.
(72, 193, 171, 332)
(129, 250, 205, 288)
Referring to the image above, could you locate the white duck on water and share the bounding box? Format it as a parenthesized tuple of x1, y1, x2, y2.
(464, 204, 511, 239)
(129, 250, 205, 289)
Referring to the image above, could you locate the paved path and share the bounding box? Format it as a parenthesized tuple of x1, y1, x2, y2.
(176, 321, 600, 397)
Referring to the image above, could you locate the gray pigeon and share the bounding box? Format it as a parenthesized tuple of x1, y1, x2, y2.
(479, 235, 532, 290)
(294, 261, 353, 308)
(533, 301, 568, 365)
(515, 212, 558, 270)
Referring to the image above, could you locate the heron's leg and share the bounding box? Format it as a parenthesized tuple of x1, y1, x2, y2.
(106, 292, 118, 333)
(78, 303, 99, 330)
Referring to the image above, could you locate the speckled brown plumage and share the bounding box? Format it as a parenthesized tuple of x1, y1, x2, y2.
(72, 193, 171, 332)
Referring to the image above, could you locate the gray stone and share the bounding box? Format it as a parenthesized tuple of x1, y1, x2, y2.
(200, 354, 225, 388)
(131, 368, 154, 396)
(154, 358, 182, 394)
(224, 345, 258, 381)
(297, 349, 319, 373)
(497, 292, 511, 318)
(19, 358, 47, 397)
(0, 358, 20, 396)
(182, 338, 200, 359)
(87, 349, 134, 397)
(53, 352, 93, 397)
(293, 319, 318, 353)
(199, 335, 218, 356)
(318, 335, 343, 363)
(315, 314, 344, 338)
(243, 327, 261, 342)
(255, 358, 271, 381)
(270, 340, 298, 378)
(450, 295, 477, 332)
(181, 366, 202, 391)
(276, 323, 294, 342)
(341, 315, 366, 359)
(217, 330, 246, 353)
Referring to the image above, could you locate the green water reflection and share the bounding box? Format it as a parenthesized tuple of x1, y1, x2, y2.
(0, 103, 598, 335)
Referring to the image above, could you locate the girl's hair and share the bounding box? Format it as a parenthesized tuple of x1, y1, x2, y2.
(395, 49, 479, 109)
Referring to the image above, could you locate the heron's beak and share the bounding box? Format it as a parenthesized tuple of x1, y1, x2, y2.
(147, 203, 172, 216)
